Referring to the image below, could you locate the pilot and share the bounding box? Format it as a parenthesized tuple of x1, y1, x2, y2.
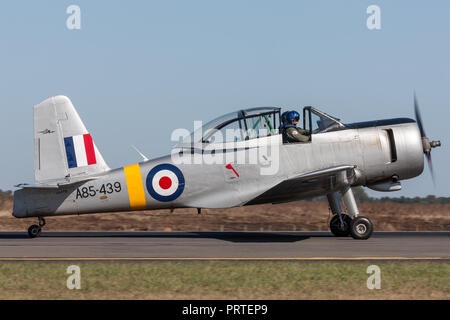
(281, 110, 310, 143)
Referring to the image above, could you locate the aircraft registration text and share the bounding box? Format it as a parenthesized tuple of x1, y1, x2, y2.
(76, 182, 122, 199)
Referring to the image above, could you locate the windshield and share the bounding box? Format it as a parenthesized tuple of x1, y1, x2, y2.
(309, 107, 345, 133)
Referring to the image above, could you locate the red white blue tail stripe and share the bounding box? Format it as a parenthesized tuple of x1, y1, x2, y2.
(64, 134, 97, 168)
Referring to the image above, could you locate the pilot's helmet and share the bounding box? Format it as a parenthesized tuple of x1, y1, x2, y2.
(286, 111, 300, 124)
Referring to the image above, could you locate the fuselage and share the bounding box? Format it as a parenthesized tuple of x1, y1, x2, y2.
(12, 118, 424, 218)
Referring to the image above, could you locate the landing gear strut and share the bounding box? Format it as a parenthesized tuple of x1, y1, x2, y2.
(327, 193, 351, 236)
(327, 188, 373, 240)
(28, 217, 46, 238)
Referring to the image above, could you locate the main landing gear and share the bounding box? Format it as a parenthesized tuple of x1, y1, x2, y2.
(28, 217, 46, 238)
(327, 187, 373, 240)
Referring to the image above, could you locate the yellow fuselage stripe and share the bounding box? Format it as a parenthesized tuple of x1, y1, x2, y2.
(124, 164, 147, 210)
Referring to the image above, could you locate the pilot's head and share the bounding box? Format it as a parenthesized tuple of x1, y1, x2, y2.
(286, 111, 300, 125)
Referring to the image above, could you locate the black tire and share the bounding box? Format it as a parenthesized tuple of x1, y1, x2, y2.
(28, 225, 41, 238)
(329, 214, 352, 237)
(350, 216, 373, 240)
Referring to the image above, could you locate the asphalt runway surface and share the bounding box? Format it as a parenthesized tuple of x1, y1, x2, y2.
(0, 231, 448, 261)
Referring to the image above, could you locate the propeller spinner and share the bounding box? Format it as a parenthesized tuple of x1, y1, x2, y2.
(414, 93, 441, 185)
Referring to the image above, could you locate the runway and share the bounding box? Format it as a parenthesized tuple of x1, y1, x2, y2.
(0, 231, 448, 261)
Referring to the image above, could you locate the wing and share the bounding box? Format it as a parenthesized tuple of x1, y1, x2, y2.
(246, 165, 357, 205)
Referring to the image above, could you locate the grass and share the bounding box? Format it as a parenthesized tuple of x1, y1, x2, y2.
(0, 262, 448, 299)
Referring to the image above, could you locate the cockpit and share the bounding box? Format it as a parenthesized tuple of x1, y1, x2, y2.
(178, 106, 346, 146)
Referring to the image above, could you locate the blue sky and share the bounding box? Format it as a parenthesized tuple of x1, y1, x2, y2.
(0, 0, 448, 197)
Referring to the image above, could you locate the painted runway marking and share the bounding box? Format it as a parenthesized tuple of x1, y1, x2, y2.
(0, 257, 448, 262)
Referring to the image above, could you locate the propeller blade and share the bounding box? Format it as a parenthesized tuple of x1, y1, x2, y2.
(414, 93, 438, 187)
(425, 152, 436, 187)
(414, 92, 426, 138)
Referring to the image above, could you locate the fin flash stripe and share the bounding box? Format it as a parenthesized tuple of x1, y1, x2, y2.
(124, 164, 147, 210)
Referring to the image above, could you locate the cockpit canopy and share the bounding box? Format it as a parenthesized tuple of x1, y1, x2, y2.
(177, 106, 346, 146)
(180, 107, 281, 145)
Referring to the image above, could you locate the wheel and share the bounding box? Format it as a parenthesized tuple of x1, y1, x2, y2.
(28, 225, 41, 238)
(330, 214, 352, 237)
(350, 216, 373, 240)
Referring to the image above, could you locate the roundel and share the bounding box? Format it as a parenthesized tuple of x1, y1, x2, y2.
(146, 164, 185, 202)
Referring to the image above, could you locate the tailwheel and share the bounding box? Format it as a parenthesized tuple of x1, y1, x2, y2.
(350, 216, 373, 240)
(329, 214, 352, 237)
(28, 225, 41, 238)
(28, 217, 45, 238)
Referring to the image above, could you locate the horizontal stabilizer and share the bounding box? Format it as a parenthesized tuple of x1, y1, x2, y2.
(16, 177, 98, 189)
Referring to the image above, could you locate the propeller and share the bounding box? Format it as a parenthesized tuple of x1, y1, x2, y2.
(413, 93, 441, 186)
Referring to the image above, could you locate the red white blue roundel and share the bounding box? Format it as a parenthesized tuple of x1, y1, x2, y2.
(146, 164, 185, 202)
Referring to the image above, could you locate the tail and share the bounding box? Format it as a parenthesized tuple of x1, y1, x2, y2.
(34, 95, 110, 184)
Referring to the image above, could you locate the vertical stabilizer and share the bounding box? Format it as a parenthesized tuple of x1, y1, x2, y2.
(34, 95, 109, 184)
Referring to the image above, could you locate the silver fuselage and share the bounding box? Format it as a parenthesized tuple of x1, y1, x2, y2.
(13, 119, 424, 218)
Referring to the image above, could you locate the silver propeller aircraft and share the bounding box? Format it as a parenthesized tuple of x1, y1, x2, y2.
(13, 95, 441, 239)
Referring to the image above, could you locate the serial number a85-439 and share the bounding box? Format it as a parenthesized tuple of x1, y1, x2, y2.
(76, 182, 121, 199)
